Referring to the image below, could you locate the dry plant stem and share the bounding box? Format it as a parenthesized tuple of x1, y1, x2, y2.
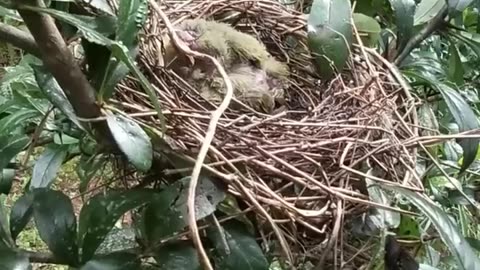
(315, 200, 343, 270)
(148, 1, 233, 269)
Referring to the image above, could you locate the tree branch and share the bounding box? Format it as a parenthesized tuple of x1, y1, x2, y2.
(394, 5, 449, 66)
(19, 249, 68, 265)
(0, 22, 40, 58)
(15, 0, 112, 142)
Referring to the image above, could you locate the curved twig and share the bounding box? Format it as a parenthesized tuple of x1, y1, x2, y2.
(148, 1, 234, 269)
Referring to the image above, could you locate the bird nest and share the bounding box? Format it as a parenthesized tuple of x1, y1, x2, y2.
(115, 0, 421, 266)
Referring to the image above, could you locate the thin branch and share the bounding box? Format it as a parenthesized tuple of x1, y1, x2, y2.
(15, 0, 112, 143)
(394, 5, 449, 65)
(19, 249, 68, 265)
(148, 1, 234, 269)
(0, 22, 40, 58)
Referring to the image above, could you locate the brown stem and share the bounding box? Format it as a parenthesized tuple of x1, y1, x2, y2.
(0, 22, 40, 58)
(15, 0, 112, 143)
(394, 5, 449, 65)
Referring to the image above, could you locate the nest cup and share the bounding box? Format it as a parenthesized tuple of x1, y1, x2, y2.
(117, 0, 420, 265)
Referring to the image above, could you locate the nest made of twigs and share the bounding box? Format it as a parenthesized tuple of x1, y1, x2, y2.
(115, 0, 421, 267)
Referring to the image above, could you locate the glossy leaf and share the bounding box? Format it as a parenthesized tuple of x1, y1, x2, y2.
(381, 185, 480, 270)
(106, 112, 152, 172)
(414, 0, 446, 26)
(352, 13, 381, 47)
(0, 109, 39, 136)
(447, 43, 464, 86)
(437, 83, 479, 172)
(78, 189, 156, 262)
(9, 193, 34, 241)
(32, 189, 78, 265)
(0, 135, 29, 172)
(207, 220, 269, 270)
(387, 0, 416, 51)
(0, 248, 30, 270)
(0, 168, 14, 195)
(30, 145, 68, 190)
(32, 64, 84, 130)
(141, 176, 226, 244)
(307, 0, 352, 79)
(80, 252, 141, 270)
(154, 241, 201, 270)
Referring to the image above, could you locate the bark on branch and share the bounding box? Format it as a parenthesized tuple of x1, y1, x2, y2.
(0, 22, 40, 58)
(16, 0, 112, 142)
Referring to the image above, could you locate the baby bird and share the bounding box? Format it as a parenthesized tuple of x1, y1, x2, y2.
(200, 64, 285, 113)
(162, 18, 289, 113)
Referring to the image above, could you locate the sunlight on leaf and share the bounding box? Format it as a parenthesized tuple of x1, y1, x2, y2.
(106, 112, 152, 172)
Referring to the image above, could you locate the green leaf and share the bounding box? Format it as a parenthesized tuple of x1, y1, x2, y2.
(141, 176, 227, 244)
(437, 83, 479, 172)
(21, 5, 165, 132)
(0, 248, 30, 270)
(0, 169, 14, 195)
(447, 42, 464, 86)
(117, 0, 146, 48)
(0, 109, 39, 136)
(20, 6, 114, 46)
(110, 44, 166, 133)
(0, 135, 29, 172)
(381, 185, 480, 270)
(106, 112, 152, 172)
(207, 220, 269, 270)
(414, 0, 446, 26)
(307, 0, 352, 79)
(448, 0, 474, 11)
(98, 47, 136, 101)
(80, 252, 141, 270)
(31, 64, 85, 130)
(352, 13, 381, 47)
(465, 237, 480, 251)
(9, 193, 33, 241)
(32, 189, 78, 265)
(78, 189, 156, 262)
(154, 241, 201, 270)
(387, 0, 416, 51)
(30, 144, 68, 190)
(77, 154, 106, 194)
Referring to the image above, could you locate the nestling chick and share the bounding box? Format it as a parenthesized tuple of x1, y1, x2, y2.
(162, 18, 289, 113)
(199, 64, 285, 114)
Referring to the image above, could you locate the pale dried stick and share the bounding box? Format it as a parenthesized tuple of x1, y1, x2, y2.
(148, 2, 234, 269)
